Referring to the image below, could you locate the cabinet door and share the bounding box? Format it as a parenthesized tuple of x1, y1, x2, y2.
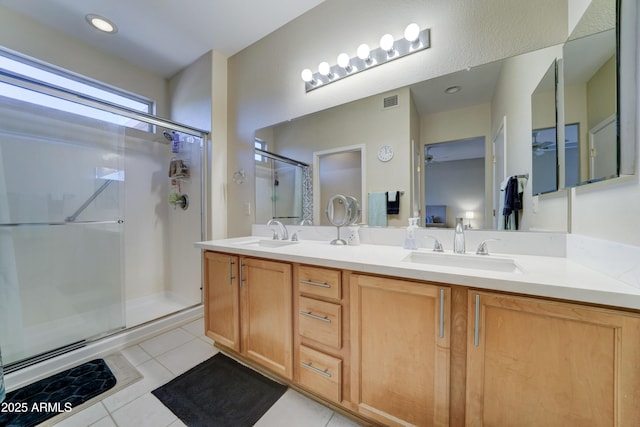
(351, 274, 451, 427)
(241, 257, 293, 379)
(466, 291, 640, 427)
(203, 252, 240, 351)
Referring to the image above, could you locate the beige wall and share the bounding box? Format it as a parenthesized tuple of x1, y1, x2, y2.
(587, 55, 617, 130)
(227, 0, 569, 236)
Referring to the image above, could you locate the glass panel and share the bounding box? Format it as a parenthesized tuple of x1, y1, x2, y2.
(0, 89, 125, 366)
(255, 155, 306, 226)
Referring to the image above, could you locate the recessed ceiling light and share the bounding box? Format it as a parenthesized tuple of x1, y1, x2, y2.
(86, 14, 118, 34)
(444, 85, 461, 94)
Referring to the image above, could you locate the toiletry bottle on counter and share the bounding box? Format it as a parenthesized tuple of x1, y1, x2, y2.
(404, 217, 419, 249)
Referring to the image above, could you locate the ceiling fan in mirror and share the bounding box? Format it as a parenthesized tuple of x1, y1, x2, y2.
(532, 130, 556, 157)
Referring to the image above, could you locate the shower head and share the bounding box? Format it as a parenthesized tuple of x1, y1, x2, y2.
(163, 130, 173, 141)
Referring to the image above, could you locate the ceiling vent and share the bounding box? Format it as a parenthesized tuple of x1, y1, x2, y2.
(382, 94, 399, 109)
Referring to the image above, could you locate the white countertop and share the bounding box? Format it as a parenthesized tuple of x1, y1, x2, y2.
(195, 237, 640, 311)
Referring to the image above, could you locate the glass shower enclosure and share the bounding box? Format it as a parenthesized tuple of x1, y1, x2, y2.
(0, 71, 207, 370)
(255, 148, 311, 226)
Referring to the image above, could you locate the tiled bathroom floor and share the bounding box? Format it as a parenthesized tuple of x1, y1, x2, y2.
(50, 317, 362, 427)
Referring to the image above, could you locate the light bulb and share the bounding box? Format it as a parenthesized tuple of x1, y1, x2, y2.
(301, 68, 314, 83)
(337, 53, 351, 69)
(404, 23, 420, 43)
(380, 33, 395, 52)
(357, 43, 370, 61)
(86, 14, 118, 34)
(318, 61, 331, 76)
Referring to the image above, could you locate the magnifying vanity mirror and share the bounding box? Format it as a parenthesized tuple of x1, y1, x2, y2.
(254, 0, 632, 232)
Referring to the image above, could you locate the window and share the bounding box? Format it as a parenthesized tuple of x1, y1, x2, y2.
(254, 138, 268, 162)
(0, 48, 154, 131)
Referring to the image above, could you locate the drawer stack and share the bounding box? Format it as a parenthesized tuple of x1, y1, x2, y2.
(295, 265, 347, 404)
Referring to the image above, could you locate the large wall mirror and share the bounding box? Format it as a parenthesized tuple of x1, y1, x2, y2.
(254, 0, 632, 231)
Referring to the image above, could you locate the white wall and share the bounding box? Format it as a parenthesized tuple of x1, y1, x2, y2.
(227, 0, 569, 236)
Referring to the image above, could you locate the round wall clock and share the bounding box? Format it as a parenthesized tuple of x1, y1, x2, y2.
(377, 145, 394, 162)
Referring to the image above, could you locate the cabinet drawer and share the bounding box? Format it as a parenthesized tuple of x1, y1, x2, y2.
(298, 265, 341, 300)
(299, 296, 341, 348)
(299, 345, 342, 403)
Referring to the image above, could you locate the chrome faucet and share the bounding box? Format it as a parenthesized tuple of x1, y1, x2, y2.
(267, 219, 289, 240)
(426, 235, 444, 252)
(476, 239, 500, 255)
(453, 218, 465, 254)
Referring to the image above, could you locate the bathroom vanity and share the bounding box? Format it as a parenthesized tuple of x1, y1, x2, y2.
(196, 236, 640, 426)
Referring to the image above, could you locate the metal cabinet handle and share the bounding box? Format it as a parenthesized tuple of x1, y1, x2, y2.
(239, 260, 245, 288)
(439, 289, 445, 338)
(300, 361, 332, 378)
(299, 279, 331, 288)
(229, 259, 236, 284)
(300, 311, 331, 323)
(474, 294, 480, 346)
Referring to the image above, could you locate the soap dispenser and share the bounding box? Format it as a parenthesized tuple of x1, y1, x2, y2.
(404, 217, 419, 250)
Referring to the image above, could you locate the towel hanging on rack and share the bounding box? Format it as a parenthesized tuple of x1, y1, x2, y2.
(386, 191, 400, 215)
(368, 192, 387, 226)
(501, 174, 528, 230)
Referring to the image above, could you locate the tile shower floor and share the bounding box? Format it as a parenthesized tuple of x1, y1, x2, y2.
(49, 317, 362, 427)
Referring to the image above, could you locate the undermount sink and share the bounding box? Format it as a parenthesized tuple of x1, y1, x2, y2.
(402, 251, 521, 273)
(234, 239, 299, 248)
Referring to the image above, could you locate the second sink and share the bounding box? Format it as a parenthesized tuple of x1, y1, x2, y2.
(402, 251, 521, 273)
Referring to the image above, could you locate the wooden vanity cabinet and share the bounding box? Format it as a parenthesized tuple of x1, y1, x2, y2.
(204, 252, 293, 380)
(466, 291, 640, 427)
(294, 265, 349, 406)
(203, 251, 240, 351)
(351, 274, 451, 427)
(240, 257, 293, 379)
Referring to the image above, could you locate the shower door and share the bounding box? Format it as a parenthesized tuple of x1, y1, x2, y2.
(0, 90, 125, 368)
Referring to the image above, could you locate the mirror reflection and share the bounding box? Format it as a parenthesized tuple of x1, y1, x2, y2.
(562, 28, 617, 185)
(531, 61, 558, 195)
(254, 1, 621, 230)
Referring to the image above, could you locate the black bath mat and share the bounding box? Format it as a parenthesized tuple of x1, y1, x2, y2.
(0, 358, 116, 427)
(152, 352, 287, 427)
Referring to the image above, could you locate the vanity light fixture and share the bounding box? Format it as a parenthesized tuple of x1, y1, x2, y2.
(85, 14, 118, 34)
(300, 23, 430, 92)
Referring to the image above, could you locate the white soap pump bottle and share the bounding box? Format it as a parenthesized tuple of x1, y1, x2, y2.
(404, 217, 419, 250)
